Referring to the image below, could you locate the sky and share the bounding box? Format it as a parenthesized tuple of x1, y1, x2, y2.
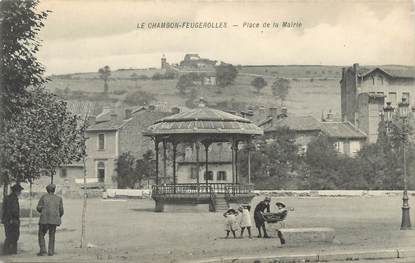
(37, 0, 415, 75)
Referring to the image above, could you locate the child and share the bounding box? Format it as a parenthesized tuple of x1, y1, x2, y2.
(238, 204, 252, 238)
(223, 208, 239, 239)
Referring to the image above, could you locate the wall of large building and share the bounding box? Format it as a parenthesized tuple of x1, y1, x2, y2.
(85, 131, 118, 188)
(341, 67, 358, 123)
(177, 163, 233, 184)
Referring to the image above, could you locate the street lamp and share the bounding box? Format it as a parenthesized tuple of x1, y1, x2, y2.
(398, 97, 411, 230)
(383, 102, 394, 132)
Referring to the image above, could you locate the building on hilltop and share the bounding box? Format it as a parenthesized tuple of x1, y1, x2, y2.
(340, 63, 415, 143)
(179, 53, 217, 69)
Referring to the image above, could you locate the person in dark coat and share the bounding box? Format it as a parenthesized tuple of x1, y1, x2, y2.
(36, 184, 64, 256)
(254, 197, 271, 238)
(1, 184, 24, 255)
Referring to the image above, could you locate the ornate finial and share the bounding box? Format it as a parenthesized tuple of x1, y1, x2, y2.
(198, 97, 206, 108)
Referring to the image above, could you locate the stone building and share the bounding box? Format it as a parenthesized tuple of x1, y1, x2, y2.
(84, 106, 173, 189)
(179, 54, 217, 69)
(259, 107, 367, 157)
(340, 63, 415, 143)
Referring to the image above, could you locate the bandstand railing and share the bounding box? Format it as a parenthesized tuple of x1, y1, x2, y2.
(152, 183, 254, 196)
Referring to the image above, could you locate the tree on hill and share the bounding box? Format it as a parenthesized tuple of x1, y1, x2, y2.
(176, 73, 196, 95)
(251, 77, 267, 94)
(215, 63, 238, 89)
(124, 90, 156, 106)
(272, 78, 291, 101)
(130, 72, 140, 89)
(98, 65, 111, 93)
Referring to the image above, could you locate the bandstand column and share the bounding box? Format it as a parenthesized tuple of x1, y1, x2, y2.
(195, 141, 200, 195)
(235, 140, 239, 185)
(247, 140, 252, 185)
(162, 139, 167, 184)
(203, 141, 211, 187)
(231, 138, 235, 185)
(172, 142, 177, 193)
(154, 138, 159, 185)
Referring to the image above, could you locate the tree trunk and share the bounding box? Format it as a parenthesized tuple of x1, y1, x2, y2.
(80, 155, 88, 248)
(29, 180, 33, 233)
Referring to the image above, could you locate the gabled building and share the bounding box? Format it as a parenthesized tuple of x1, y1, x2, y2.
(340, 63, 415, 143)
(259, 108, 321, 153)
(84, 106, 173, 189)
(258, 107, 367, 157)
(320, 121, 367, 157)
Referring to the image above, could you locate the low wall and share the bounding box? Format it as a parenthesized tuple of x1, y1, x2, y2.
(253, 190, 415, 197)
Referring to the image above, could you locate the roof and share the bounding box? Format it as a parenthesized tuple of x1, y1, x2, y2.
(87, 118, 128, 132)
(261, 116, 321, 132)
(320, 122, 367, 139)
(357, 66, 415, 79)
(144, 103, 263, 136)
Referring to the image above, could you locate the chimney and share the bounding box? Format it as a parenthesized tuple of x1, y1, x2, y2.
(353, 63, 359, 73)
(110, 112, 117, 121)
(171, 107, 180, 114)
(279, 107, 288, 118)
(326, 109, 334, 122)
(125, 109, 132, 120)
(87, 115, 96, 125)
(268, 107, 278, 118)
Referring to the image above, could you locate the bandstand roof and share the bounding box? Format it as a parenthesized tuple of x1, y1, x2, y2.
(143, 102, 263, 138)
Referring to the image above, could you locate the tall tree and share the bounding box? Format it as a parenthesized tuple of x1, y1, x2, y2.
(0, 0, 87, 194)
(272, 78, 291, 101)
(215, 63, 238, 89)
(98, 65, 111, 93)
(130, 72, 140, 89)
(251, 77, 267, 94)
(1, 0, 49, 195)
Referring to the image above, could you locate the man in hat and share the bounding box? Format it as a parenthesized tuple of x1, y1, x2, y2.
(254, 197, 271, 238)
(1, 183, 24, 254)
(36, 184, 64, 256)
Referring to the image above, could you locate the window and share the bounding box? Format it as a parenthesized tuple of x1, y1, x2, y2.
(190, 167, 198, 179)
(60, 168, 67, 178)
(97, 161, 105, 183)
(204, 171, 213, 181)
(217, 171, 227, 181)
(389, 92, 397, 106)
(98, 134, 105, 150)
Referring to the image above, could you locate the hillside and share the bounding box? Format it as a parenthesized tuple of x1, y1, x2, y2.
(45, 64, 413, 120)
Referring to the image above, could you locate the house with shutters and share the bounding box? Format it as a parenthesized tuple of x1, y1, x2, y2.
(83, 106, 173, 189)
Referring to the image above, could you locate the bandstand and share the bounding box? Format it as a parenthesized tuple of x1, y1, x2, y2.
(143, 100, 263, 212)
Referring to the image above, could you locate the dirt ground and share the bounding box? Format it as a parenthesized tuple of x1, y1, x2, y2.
(1, 195, 415, 263)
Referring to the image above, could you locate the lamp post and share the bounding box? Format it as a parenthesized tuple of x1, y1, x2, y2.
(383, 102, 394, 134)
(398, 98, 411, 230)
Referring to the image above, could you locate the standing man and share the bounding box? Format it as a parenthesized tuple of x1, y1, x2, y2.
(36, 184, 64, 256)
(254, 196, 271, 238)
(1, 184, 24, 255)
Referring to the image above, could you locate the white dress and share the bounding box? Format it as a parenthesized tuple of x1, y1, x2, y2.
(224, 214, 240, 231)
(239, 208, 252, 228)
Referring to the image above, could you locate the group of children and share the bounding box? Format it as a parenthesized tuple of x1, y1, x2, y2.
(223, 204, 253, 239)
(223, 198, 288, 242)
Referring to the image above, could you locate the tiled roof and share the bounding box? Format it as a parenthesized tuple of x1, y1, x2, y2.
(87, 119, 128, 132)
(261, 116, 321, 132)
(144, 105, 263, 136)
(321, 122, 367, 139)
(358, 66, 415, 79)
